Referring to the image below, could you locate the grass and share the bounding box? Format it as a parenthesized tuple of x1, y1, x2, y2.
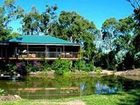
(0, 89, 140, 105)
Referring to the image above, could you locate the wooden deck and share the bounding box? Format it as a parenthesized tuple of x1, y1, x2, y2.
(0, 51, 80, 61)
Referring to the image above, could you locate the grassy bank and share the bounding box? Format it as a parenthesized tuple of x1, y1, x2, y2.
(0, 89, 140, 105)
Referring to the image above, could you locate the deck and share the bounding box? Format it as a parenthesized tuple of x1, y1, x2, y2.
(0, 52, 80, 61)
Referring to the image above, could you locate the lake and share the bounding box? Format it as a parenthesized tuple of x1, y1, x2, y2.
(0, 74, 140, 99)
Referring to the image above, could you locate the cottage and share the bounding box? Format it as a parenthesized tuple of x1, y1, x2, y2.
(0, 35, 80, 61)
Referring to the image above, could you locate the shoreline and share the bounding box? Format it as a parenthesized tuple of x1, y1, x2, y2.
(29, 69, 140, 81)
(88, 68, 140, 76)
(29, 69, 140, 77)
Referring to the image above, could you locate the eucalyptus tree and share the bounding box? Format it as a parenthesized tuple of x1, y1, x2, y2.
(21, 5, 58, 35)
(41, 5, 58, 35)
(22, 6, 40, 35)
(101, 18, 118, 52)
(49, 11, 97, 63)
(0, 0, 23, 40)
(114, 16, 135, 69)
(99, 16, 135, 70)
(127, 0, 140, 67)
(127, 0, 140, 51)
(99, 18, 118, 69)
(114, 16, 134, 50)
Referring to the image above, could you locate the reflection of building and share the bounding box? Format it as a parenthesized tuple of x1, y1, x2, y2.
(0, 35, 80, 61)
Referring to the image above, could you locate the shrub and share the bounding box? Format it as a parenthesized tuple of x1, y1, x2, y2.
(42, 61, 52, 71)
(5, 63, 16, 75)
(16, 62, 27, 75)
(74, 60, 95, 71)
(0, 88, 5, 96)
(94, 67, 102, 74)
(26, 63, 33, 73)
(74, 59, 86, 71)
(85, 63, 95, 72)
(134, 52, 140, 68)
(26, 61, 43, 72)
(52, 58, 72, 75)
(32, 61, 42, 71)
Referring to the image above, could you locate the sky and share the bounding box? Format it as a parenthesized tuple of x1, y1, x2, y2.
(1, 0, 134, 32)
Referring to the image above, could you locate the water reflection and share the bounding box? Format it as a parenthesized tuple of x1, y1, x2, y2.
(95, 81, 118, 94)
(0, 75, 140, 99)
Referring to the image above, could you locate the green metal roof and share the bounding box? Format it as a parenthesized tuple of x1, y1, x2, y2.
(9, 35, 79, 46)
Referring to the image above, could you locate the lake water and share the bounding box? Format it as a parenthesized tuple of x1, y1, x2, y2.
(0, 74, 140, 99)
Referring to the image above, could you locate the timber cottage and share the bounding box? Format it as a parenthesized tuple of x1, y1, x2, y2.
(0, 35, 80, 61)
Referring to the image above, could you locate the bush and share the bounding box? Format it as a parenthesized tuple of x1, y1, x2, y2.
(42, 61, 52, 71)
(5, 63, 16, 75)
(85, 63, 95, 72)
(94, 67, 102, 74)
(52, 58, 72, 75)
(74, 59, 86, 71)
(26, 63, 33, 73)
(74, 60, 95, 71)
(32, 61, 43, 71)
(134, 52, 140, 68)
(26, 61, 43, 72)
(16, 62, 27, 75)
(0, 88, 5, 96)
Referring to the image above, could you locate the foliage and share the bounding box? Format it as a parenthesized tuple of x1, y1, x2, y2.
(49, 11, 97, 63)
(101, 18, 117, 53)
(4, 63, 16, 75)
(16, 62, 27, 75)
(74, 59, 95, 71)
(26, 61, 42, 72)
(0, 0, 22, 41)
(96, 16, 135, 70)
(0, 88, 5, 96)
(94, 67, 102, 74)
(85, 63, 95, 72)
(32, 61, 42, 71)
(25, 63, 32, 73)
(52, 59, 72, 75)
(134, 52, 140, 67)
(21, 5, 57, 35)
(74, 59, 86, 71)
(42, 61, 52, 71)
(127, 1, 140, 57)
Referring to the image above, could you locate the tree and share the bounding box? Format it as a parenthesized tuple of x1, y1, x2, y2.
(49, 11, 97, 63)
(0, 0, 23, 40)
(98, 16, 135, 70)
(22, 6, 40, 35)
(99, 18, 118, 69)
(21, 5, 58, 35)
(127, 0, 140, 51)
(127, 0, 140, 68)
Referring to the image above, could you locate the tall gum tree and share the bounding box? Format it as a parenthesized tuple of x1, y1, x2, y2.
(98, 16, 135, 70)
(127, 0, 140, 68)
(21, 5, 58, 35)
(49, 11, 98, 63)
(0, 0, 23, 40)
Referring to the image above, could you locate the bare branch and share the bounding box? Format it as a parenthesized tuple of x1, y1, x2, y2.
(127, 0, 136, 8)
(135, 0, 140, 8)
(127, 0, 140, 8)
